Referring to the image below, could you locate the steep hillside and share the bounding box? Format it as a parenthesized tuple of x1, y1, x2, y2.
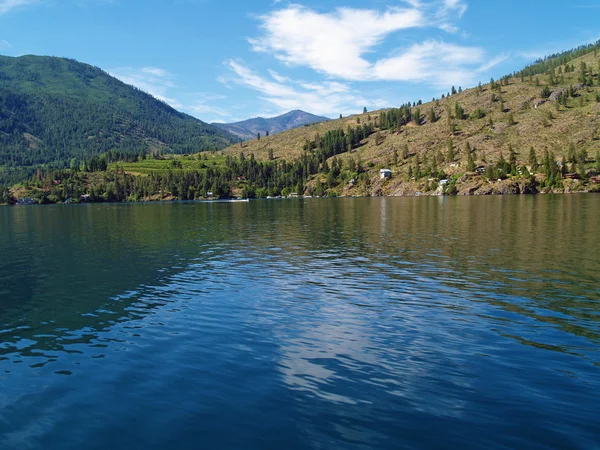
(0, 55, 236, 184)
(213, 110, 329, 141)
(219, 42, 600, 196)
(4, 42, 600, 204)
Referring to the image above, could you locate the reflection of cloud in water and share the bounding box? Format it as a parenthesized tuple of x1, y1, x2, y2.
(268, 263, 473, 420)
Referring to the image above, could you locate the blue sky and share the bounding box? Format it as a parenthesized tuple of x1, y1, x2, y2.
(0, 0, 599, 123)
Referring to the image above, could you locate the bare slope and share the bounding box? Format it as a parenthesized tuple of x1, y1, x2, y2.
(221, 46, 600, 195)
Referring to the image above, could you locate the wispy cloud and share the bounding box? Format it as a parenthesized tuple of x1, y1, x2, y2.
(0, 0, 39, 15)
(109, 66, 183, 109)
(226, 60, 372, 116)
(109, 66, 233, 122)
(0, 39, 12, 49)
(440, 0, 468, 18)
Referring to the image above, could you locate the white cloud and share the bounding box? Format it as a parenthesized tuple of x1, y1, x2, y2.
(249, 5, 425, 81)
(187, 102, 233, 123)
(441, 0, 468, 17)
(226, 60, 368, 116)
(373, 40, 484, 87)
(0, 0, 38, 15)
(109, 66, 182, 109)
(141, 67, 171, 78)
(268, 69, 290, 84)
(248, 3, 489, 88)
(0, 39, 12, 49)
(109, 66, 234, 122)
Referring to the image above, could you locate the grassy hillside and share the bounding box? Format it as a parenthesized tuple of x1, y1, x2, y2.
(220, 43, 600, 197)
(0, 55, 236, 184)
(3, 42, 600, 204)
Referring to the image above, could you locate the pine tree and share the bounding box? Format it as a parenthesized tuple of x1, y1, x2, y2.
(257, 132, 261, 141)
(509, 145, 518, 173)
(363, 107, 367, 114)
(454, 102, 465, 120)
(507, 113, 516, 126)
(529, 147, 538, 169)
(447, 139, 455, 162)
(467, 150, 476, 172)
(413, 108, 421, 125)
(428, 108, 436, 123)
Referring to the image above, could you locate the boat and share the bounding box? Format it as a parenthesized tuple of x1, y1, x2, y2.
(211, 198, 249, 203)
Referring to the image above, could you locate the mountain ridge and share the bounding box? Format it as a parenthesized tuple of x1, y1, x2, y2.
(212, 110, 330, 141)
(0, 54, 236, 184)
(2, 40, 600, 204)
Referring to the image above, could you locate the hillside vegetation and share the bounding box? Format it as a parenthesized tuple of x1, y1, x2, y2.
(3, 42, 600, 204)
(219, 42, 600, 196)
(0, 55, 235, 184)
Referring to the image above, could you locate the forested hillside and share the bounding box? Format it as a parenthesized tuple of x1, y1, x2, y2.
(2, 41, 600, 204)
(0, 55, 235, 184)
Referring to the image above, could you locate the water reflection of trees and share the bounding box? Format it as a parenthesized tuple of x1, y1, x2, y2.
(1, 196, 598, 365)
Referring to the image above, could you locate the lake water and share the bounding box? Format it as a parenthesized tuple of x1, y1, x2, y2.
(0, 196, 599, 449)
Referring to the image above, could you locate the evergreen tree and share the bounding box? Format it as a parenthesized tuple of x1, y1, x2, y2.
(529, 147, 538, 169)
(467, 150, 476, 172)
(413, 108, 421, 125)
(447, 139, 455, 162)
(402, 144, 409, 160)
(428, 108, 437, 123)
(454, 103, 465, 120)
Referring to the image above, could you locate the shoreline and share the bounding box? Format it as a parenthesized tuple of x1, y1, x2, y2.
(4, 188, 599, 207)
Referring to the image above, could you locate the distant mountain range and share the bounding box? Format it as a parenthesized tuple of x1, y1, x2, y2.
(0, 54, 236, 184)
(212, 110, 330, 141)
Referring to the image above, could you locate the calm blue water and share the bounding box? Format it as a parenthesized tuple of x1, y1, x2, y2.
(0, 196, 599, 449)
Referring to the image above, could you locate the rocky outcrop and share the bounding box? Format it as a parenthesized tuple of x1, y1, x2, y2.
(549, 88, 567, 101)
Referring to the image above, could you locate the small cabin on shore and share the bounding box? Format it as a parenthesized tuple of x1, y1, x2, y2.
(380, 169, 392, 180)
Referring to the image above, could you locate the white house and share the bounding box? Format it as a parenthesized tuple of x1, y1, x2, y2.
(380, 169, 392, 179)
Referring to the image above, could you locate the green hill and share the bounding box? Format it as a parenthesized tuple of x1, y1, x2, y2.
(3, 41, 600, 204)
(0, 55, 236, 184)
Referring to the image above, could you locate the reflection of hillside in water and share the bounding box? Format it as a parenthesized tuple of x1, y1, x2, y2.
(232, 197, 600, 357)
(0, 196, 598, 367)
(0, 203, 247, 362)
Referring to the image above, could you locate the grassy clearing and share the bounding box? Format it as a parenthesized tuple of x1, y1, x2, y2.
(110, 153, 228, 175)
